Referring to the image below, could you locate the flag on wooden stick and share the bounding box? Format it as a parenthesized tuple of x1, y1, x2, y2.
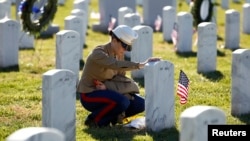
(177, 70, 190, 104)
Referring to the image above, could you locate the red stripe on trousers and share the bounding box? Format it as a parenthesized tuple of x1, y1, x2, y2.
(81, 93, 117, 123)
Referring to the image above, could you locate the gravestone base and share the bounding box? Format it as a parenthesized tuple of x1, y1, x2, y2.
(19, 31, 34, 49)
(40, 24, 60, 38)
(0, 65, 19, 71)
(92, 23, 109, 33)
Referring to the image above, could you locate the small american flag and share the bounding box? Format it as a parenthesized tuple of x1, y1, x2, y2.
(154, 15, 162, 32)
(171, 22, 178, 50)
(108, 16, 116, 31)
(177, 70, 190, 104)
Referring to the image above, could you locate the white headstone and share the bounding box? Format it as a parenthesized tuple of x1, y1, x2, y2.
(92, 0, 135, 33)
(11, 0, 16, 4)
(225, 9, 240, 49)
(58, 0, 66, 5)
(231, 49, 250, 115)
(56, 30, 80, 83)
(221, 0, 229, 10)
(162, 6, 176, 42)
(6, 127, 65, 141)
(18, 32, 35, 49)
(233, 0, 240, 3)
(42, 69, 77, 141)
(211, 5, 217, 24)
(124, 13, 141, 28)
(0, 17, 20, 68)
(136, 0, 143, 6)
(180, 106, 226, 141)
(15, 0, 35, 49)
(118, 7, 133, 25)
(0, 0, 11, 19)
(40, 24, 60, 37)
(71, 8, 88, 42)
(74, 0, 88, 13)
(242, 3, 250, 34)
(197, 22, 217, 73)
(176, 12, 193, 53)
(131, 25, 153, 79)
(144, 60, 175, 132)
(73, 0, 89, 29)
(64, 15, 84, 61)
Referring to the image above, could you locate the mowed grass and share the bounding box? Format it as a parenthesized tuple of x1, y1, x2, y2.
(1, 0, 250, 141)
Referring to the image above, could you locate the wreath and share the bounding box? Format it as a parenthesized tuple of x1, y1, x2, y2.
(18, 0, 58, 36)
(191, 0, 214, 28)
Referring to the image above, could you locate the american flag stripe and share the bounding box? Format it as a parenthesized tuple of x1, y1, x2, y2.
(177, 85, 188, 98)
(180, 98, 187, 104)
(177, 70, 190, 104)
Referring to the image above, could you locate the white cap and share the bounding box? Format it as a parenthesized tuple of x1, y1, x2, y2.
(111, 25, 138, 45)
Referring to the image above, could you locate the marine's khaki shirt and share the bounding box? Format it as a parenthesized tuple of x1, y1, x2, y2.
(77, 43, 140, 93)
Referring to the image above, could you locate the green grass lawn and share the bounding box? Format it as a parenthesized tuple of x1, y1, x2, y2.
(0, 0, 250, 141)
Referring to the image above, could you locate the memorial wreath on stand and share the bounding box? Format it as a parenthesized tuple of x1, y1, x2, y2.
(18, 0, 58, 36)
(191, 0, 214, 28)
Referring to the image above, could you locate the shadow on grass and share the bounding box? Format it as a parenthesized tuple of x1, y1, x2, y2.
(82, 126, 179, 141)
(0, 65, 19, 72)
(175, 50, 225, 58)
(83, 126, 146, 141)
(217, 49, 226, 57)
(199, 70, 224, 82)
(19, 48, 35, 51)
(232, 113, 250, 125)
(176, 51, 197, 58)
(217, 35, 223, 41)
(148, 127, 179, 141)
(36, 34, 54, 39)
(133, 70, 224, 87)
(233, 1, 242, 4)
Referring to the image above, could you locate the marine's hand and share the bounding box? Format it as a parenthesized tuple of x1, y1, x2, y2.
(139, 57, 162, 68)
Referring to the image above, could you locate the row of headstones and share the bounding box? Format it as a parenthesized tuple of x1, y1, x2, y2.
(92, 0, 176, 33)
(5, 46, 250, 140)
(117, 3, 250, 44)
(8, 0, 89, 6)
(108, 2, 250, 62)
(0, 0, 34, 49)
(91, 0, 250, 33)
(0, 0, 90, 50)
(1, 0, 250, 69)
(1, 0, 249, 78)
(1, 17, 249, 140)
(0, 14, 248, 82)
(130, 14, 248, 78)
(0, 0, 59, 49)
(2, 1, 250, 140)
(117, 3, 250, 60)
(0, 0, 90, 69)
